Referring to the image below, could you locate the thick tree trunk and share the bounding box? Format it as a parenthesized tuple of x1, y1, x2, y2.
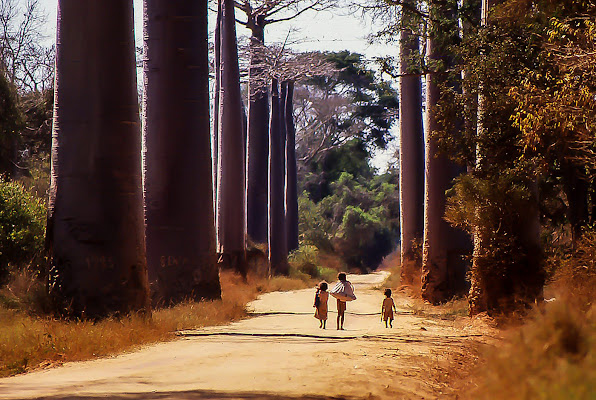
(468, 0, 544, 315)
(47, 0, 150, 318)
(143, 0, 220, 305)
(398, 14, 425, 285)
(269, 79, 289, 274)
(421, 0, 470, 304)
(212, 0, 222, 206)
(280, 82, 288, 186)
(284, 81, 299, 253)
(216, 0, 247, 275)
(245, 22, 269, 244)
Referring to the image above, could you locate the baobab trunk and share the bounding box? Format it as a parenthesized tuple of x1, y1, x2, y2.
(469, 0, 543, 314)
(269, 79, 289, 274)
(143, 0, 220, 305)
(421, 0, 470, 304)
(284, 81, 299, 252)
(216, 0, 247, 275)
(398, 8, 425, 285)
(280, 82, 288, 186)
(245, 19, 269, 244)
(212, 0, 222, 205)
(47, 0, 150, 318)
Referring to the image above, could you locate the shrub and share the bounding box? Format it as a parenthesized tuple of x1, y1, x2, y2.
(288, 245, 340, 282)
(0, 179, 46, 284)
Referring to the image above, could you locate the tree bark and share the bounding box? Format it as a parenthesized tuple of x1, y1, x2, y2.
(398, 8, 425, 285)
(212, 0, 222, 207)
(284, 81, 299, 252)
(269, 79, 289, 274)
(47, 0, 150, 318)
(143, 0, 221, 305)
(245, 21, 269, 244)
(421, 0, 470, 304)
(561, 160, 589, 245)
(216, 0, 247, 275)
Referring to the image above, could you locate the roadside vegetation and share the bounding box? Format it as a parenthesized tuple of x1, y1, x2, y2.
(0, 269, 313, 378)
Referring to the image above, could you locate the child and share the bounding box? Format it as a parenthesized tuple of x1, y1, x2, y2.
(330, 272, 356, 330)
(314, 281, 329, 329)
(381, 288, 397, 328)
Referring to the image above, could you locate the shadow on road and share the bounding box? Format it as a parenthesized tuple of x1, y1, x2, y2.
(36, 389, 358, 400)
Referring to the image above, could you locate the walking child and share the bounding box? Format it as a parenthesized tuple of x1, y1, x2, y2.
(329, 272, 356, 330)
(381, 288, 397, 328)
(314, 281, 329, 329)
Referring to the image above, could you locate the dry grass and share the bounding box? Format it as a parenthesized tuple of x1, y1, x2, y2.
(464, 301, 596, 400)
(0, 270, 308, 378)
(460, 230, 596, 400)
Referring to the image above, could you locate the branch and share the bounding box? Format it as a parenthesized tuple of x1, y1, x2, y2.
(265, 2, 324, 24)
(381, 0, 429, 20)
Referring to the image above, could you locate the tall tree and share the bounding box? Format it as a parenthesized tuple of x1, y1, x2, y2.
(397, 1, 425, 285)
(212, 0, 222, 206)
(143, 0, 220, 305)
(284, 80, 299, 252)
(216, 0, 247, 275)
(421, 0, 470, 304)
(269, 78, 288, 274)
(240, 0, 332, 244)
(47, 0, 149, 318)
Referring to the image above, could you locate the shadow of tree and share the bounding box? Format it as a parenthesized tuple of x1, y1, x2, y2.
(37, 389, 358, 400)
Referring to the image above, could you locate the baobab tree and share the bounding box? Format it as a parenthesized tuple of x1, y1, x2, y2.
(421, 0, 470, 304)
(47, 0, 149, 318)
(466, 0, 543, 314)
(269, 79, 289, 274)
(216, 0, 247, 275)
(284, 80, 299, 252)
(212, 0, 222, 205)
(239, 0, 334, 244)
(397, 1, 425, 285)
(143, 0, 220, 304)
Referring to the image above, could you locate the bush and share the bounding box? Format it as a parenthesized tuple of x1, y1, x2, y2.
(0, 179, 46, 284)
(288, 245, 340, 282)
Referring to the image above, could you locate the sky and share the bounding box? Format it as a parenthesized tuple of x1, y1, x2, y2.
(36, 0, 399, 171)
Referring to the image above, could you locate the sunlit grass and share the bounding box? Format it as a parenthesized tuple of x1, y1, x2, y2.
(467, 300, 596, 400)
(0, 270, 308, 378)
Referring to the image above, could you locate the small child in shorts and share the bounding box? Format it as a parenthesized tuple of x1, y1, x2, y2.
(381, 288, 397, 328)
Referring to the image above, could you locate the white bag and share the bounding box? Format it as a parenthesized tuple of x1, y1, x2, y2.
(329, 281, 356, 301)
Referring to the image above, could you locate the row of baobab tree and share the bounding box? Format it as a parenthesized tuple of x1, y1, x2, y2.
(46, 0, 306, 318)
(396, 0, 543, 313)
(45, 0, 535, 319)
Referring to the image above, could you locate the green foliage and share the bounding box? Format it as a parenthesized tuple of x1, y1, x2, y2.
(302, 139, 373, 202)
(299, 171, 399, 271)
(309, 51, 399, 149)
(0, 179, 46, 284)
(0, 72, 23, 177)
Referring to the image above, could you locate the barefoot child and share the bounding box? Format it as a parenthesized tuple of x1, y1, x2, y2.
(329, 272, 356, 330)
(314, 281, 329, 329)
(381, 288, 397, 328)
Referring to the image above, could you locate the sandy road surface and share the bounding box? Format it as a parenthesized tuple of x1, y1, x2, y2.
(0, 272, 494, 399)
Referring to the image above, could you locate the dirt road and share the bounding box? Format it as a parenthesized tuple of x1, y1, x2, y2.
(0, 272, 495, 399)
